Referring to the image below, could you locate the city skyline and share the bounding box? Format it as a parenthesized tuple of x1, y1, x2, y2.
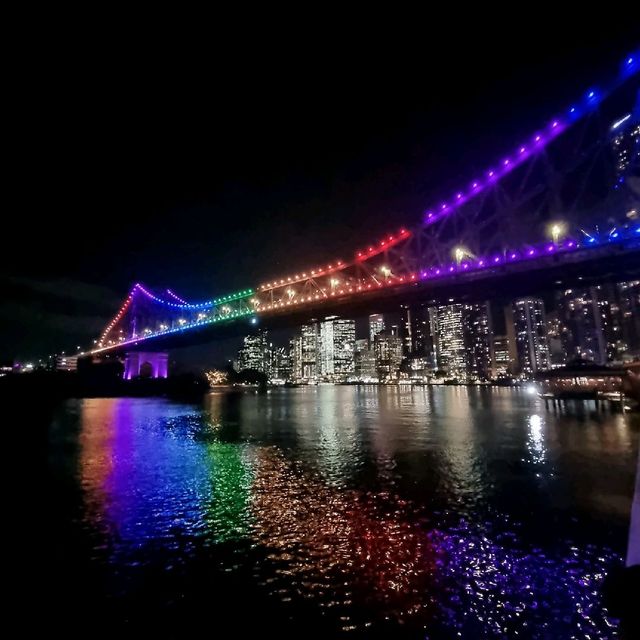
(224, 279, 639, 384)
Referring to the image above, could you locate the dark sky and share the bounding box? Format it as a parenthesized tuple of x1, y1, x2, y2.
(2, 21, 639, 364)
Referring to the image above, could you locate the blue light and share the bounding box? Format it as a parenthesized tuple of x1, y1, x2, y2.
(251, 317, 258, 325)
(628, 57, 634, 65)
(611, 232, 619, 238)
(588, 237, 596, 243)
(570, 107, 576, 113)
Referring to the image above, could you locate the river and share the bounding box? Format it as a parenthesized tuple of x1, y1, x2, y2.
(45, 386, 639, 638)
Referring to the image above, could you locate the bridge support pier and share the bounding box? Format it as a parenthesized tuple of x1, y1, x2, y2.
(123, 352, 169, 380)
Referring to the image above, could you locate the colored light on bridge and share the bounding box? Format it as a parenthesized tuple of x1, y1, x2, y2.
(534, 135, 541, 142)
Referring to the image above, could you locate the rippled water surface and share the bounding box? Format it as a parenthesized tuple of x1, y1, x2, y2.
(46, 386, 639, 638)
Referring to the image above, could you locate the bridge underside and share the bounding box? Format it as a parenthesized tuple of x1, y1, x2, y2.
(90, 242, 639, 355)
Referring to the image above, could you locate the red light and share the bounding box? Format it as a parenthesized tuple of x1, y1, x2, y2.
(357, 252, 362, 257)
(368, 247, 373, 252)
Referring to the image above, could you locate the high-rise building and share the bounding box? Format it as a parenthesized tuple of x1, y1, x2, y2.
(434, 305, 466, 380)
(616, 280, 640, 358)
(463, 303, 493, 381)
(368, 314, 385, 344)
(355, 338, 377, 380)
(510, 299, 550, 376)
(318, 317, 356, 380)
(401, 305, 435, 363)
(271, 346, 293, 382)
(546, 311, 566, 366)
(556, 287, 616, 364)
(238, 331, 268, 372)
(434, 303, 492, 381)
(291, 336, 303, 381)
(611, 108, 640, 185)
(374, 330, 403, 381)
(300, 321, 320, 381)
(492, 335, 511, 378)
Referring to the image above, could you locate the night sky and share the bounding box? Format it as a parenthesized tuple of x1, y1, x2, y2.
(3, 22, 638, 366)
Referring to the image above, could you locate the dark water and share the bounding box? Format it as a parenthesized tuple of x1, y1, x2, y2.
(46, 386, 639, 638)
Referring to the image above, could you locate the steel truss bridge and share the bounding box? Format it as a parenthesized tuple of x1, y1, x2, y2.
(91, 54, 640, 356)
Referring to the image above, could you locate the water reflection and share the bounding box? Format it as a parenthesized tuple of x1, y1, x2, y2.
(70, 387, 639, 637)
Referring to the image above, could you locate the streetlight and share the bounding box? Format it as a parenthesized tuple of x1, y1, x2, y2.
(548, 221, 566, 244)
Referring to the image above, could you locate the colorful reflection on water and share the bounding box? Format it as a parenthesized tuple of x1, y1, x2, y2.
(64, 386, 639, 637)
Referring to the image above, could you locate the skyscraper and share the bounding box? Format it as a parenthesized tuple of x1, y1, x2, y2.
(510, 299, 550, 376)
(401, 305, 435, 362)
(300, 320, 320, 381)
(374, 330, 403, 381)
(434, 305, 465, 380)
(355, 338, 377, 380)
(611, 108, 640, 185)
(492, 335, 511, 378)
(556, 287, 616, 364)
(368, 314, 385, 344)
(434, 303, 492, 381)
(319, 317, 356, 380)
(463, 303, 493, 381)
(238, 330, 269, 372)
(616, 280, 640, 358)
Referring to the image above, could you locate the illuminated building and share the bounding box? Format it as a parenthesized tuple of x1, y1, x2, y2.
(610, 103, 639, 184)
(55, 355, 78, 372)
(401, 305, 435, 364)
(300, 320, 320, 381)
(355, 338, 376, 380)
(546, 311, 567, 366)
(492, 335, 511, 378)
(434, 305, 465, 380)
(368, 314, 385, 344)
(319, 316, 356, 380)
(270, 346, 293, 382)
(510, 299, 550, 375)
(556, 287, 616, 365)
(616, 280, 640, 358)
(291, 336, 303, 380)
(374, 330, 403, 381)
(238, 330, 268, 372)
(463, 303, 492, 381)
(434, 303, 492, 382)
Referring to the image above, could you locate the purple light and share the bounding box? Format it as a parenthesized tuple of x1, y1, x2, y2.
(534, 135, 541, 142)
(547, 245, 555, 252)
(441, 203, 447, 210)
(503, 159, 510, 166)
(449, 266, 455, 272)
(456, 193, 462, 199)
(462, 263, 469, 270)
(472, 182, 479, 188)
(552, 120, 559, 128)
(479, 260, 485, 267)
(567, 241, 575, 247)
(494, 256, 500, 263)
(435, 269, 441, 275)
(528, 249, 535, 256)
(426, 212, 433, 218)
(510, 253, 517, 259)
(519, 147, 526, 154)
(488, 170, 495, 178)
